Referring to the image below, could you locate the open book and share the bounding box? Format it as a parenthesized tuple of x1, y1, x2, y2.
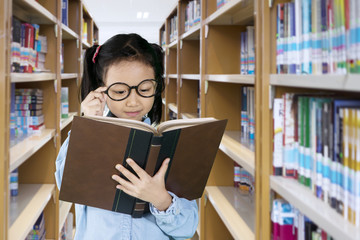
(59, 116, 227, 218)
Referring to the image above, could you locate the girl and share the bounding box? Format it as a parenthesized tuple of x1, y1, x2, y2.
(55, 33, 199, 240)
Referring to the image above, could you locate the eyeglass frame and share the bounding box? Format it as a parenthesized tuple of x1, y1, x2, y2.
(102, 79, 159, 101)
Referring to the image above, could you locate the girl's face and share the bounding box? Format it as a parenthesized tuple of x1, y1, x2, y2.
(104, 60, 155, 121)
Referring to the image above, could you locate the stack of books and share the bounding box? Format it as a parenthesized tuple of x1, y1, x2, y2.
(241, 86, 255, 145)
(14, 88, 44, 136)
(184, 0, 201, 32)
(11, 17, 48, 73)
(240, 26, 255, 75)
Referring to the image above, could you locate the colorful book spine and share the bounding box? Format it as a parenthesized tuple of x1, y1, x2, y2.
(283, 93, 296, 178)
(247, 26, 255, 75)
(302, 0, 313, 74)
(10, 168, 18, 197)
(273, 98, 284, 176)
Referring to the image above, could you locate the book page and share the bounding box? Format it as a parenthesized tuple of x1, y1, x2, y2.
(157, 117, 216, 133)
(84, 116, 217, 135)
(84, 115, 157, 134)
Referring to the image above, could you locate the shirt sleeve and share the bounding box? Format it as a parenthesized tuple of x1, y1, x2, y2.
(54, 131, 71, 190)
(149, 192, 199, 240)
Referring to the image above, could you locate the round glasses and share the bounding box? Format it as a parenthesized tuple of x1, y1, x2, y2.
(103, 79, 158, 101)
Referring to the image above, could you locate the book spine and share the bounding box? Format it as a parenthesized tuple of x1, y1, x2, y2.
(356, 109, 360, 227)
(274, 98, 284, 176)
(343, 108, 349, 219)
(316, 99, 324, 199)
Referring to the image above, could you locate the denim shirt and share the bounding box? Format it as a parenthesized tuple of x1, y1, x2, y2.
(55, 118, 199, 240)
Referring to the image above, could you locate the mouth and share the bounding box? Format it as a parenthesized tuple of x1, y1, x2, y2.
(125, 111, 141, 117)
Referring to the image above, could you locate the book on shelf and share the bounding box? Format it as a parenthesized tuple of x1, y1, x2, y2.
(26, 212, 46, 240)
(276, 0, 360, 74)
(61, 0, 68, 26)
(59, 116, 227, 218)
(272, 94, 360, 226)
(271, 198, 333, 240)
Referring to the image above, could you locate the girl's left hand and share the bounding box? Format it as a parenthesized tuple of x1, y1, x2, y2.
(112, 158, 173, 211)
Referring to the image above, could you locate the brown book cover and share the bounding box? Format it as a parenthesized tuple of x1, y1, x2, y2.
(59, 116, 227, 217)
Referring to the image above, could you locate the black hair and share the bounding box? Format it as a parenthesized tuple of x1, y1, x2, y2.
(80, 33, 165, 124)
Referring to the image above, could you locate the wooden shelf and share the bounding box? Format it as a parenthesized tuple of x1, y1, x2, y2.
(9, 184, 55, 240)
(168, 74, 178, 79)
(61, 73, 78, 80)
(13, 0, 57, 24)
(59, 201, 72, 231)
(181, 25, 201, 40)
(205, 186, 255, 240)
(60, 112, 77, 131)
(181, 74, 200, 80)
(219, 131, 255, 176)
(11, 73, 56, 83)
(168, 103, 178, 114)
(270, 74, 360, 92)
(82, 41, 90, 49)
(168, 40, 178, 49)
(61, 24, 79, 40)
(10, 129, 55, 172)
(270, 176, 360, 240)
(181, 113, 198, 119)
(205, 74, 255, 84)
(205, 0, 254, 25)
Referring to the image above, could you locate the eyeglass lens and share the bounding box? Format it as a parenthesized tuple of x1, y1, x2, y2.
(107, 79, 157, 101)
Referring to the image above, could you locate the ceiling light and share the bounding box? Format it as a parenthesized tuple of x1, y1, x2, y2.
(143, 12, 149, 19)
(137, 12, 142, 19)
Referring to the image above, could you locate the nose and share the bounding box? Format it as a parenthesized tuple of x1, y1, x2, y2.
(125, 88, 139, 106)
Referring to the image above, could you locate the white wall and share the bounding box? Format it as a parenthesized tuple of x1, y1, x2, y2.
(98, 22, 162, 45)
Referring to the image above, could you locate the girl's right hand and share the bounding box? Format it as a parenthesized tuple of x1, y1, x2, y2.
(81, 86, 107, 116)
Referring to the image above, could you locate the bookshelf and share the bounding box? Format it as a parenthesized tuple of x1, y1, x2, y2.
(161, 0, 256, 239)
(258, 0, 360, 239)
(0, 0, 98, 239)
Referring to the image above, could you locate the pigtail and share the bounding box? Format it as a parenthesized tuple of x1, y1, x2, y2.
(80, 45, 103, 102)
(148, 43, 165, 125)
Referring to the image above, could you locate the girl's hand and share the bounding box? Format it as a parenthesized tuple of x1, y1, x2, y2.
(81, 86, 107, 116)
(112, 158, 172, 211)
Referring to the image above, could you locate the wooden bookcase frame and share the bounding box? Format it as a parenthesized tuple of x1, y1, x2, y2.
(0, 0, 98, 239)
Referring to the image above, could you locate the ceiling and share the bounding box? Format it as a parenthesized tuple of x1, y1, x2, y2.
(82, 0, 177, 44)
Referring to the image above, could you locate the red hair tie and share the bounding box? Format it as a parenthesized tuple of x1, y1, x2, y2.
(92, 45, 101, 63)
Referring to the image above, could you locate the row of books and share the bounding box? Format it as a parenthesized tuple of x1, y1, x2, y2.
(276, 0, 360, 75)
(240, 26, 255, 75)
(10, 86, 45, 140)
(26, 212, 46, 240)
(273, 94, 360, 226)
(169, 15, 178, 43)
(241, 86, 255, 145)
(184, 0, 201, 33)
(216, 0, 231, 9)
(11, 17, 48, 73)
(82, 19, 88, 44)
(234, 163, 255, 196)
(271, 199, 333, 240)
